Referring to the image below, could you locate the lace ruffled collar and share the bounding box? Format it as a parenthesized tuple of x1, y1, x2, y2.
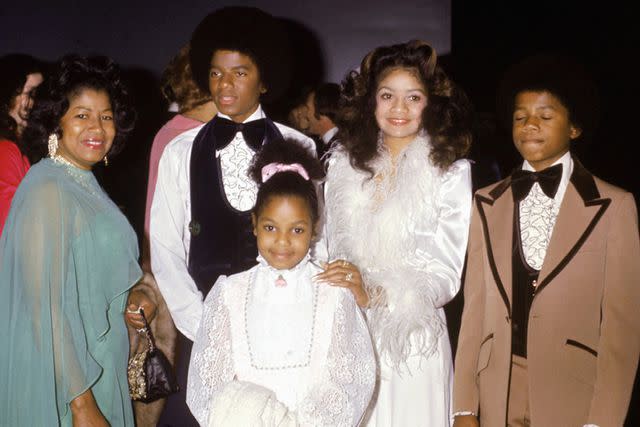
(256, 253, 310, 272)
(46, 156, 99, 195)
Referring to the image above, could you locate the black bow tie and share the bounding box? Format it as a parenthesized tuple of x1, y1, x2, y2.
(511, 164, 563, 202)
(213, 116, 266, 151)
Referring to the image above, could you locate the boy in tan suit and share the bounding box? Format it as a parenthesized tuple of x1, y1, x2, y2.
(453, 54, 640, 426)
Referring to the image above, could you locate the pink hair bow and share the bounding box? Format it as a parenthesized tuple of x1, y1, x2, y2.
(261, 162, 310, 183)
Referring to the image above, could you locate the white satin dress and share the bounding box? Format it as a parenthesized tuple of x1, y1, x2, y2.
(317, 135, 473, 426)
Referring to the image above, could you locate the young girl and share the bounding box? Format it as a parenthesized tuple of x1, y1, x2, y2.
(186, 138, 376, 427)
(315, 40, 473, 426)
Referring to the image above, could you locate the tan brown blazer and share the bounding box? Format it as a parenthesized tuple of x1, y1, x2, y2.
(453, 158, 640, 427)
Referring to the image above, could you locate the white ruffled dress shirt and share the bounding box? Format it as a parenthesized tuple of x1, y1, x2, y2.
(519, 151, 573, 270)
(150, 106, 316, 340)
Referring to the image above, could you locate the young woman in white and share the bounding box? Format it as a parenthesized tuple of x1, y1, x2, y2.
(315, 40, 473, 426)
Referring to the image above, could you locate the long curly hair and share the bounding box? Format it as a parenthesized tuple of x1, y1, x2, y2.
(338, 40, 472, 176)
(249, 138, 325, 228)
(21, 55, 136, 164)
(0, 54, 45, 142)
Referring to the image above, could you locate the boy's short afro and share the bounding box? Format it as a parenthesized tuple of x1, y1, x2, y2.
(497, 53, 599, 140)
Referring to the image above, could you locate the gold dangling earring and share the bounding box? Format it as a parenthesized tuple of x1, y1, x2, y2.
(48, 134, 59, 158)
(104, 155, 109, 166)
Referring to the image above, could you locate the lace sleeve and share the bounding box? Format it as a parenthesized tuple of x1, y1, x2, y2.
(298, 290, 376, 426)
(186, 277, 235, 425)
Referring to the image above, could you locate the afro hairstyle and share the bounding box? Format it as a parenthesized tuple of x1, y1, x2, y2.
(497, 53, 599, 141)
(189, 6, 292, 103)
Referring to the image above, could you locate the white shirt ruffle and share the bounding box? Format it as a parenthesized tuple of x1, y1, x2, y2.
(519, 152, 573, 270)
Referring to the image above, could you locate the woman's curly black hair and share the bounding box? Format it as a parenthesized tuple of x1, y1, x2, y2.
(338, 40, 473, 176)
(249, 138, 324, 228)
(0, 54, 45, 142)
(21, 55, 136, 164)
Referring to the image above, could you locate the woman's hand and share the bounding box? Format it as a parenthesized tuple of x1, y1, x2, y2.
(71, 390, 110, 427)
(314, 259, 369, 307)
(125, 273, 158, 329)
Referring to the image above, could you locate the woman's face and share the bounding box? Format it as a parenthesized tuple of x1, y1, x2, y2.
(374, 67, 428, 150)
(9, 72, 43, 135)
(57, 88, 115, 170)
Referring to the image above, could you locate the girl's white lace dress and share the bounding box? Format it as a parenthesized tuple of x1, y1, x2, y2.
(186, 255, 376, 426)
(317, 135, 473, 426)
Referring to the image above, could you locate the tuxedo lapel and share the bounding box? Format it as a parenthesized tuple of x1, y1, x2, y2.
(535, 158, 611, 294)
(477, 180, 515, 316)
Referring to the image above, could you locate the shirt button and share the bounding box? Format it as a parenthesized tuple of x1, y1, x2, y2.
(189, 220, 201, 236)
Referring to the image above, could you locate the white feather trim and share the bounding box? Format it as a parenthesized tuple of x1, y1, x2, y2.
(324, 134, 446, 369)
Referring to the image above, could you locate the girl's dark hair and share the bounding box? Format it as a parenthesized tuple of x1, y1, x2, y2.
(249, 139, 324, 227)
(21, 55, 136, 164)
(0, 54, 45, 142)
(338, 40, 472, 176)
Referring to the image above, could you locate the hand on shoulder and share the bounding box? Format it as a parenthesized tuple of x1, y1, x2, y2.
(314, 259, 368, 307)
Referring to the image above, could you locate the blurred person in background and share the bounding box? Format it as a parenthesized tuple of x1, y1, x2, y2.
(305, 82, 340, 159)
(0, 53, 44, 233)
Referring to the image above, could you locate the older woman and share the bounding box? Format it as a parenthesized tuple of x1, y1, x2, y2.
(0, 55, 155, 426)
(0, 53, 44, 232)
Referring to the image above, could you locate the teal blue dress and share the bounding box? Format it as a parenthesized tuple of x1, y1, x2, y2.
(0, 158, 142, 426)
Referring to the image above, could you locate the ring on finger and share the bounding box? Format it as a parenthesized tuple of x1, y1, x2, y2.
(341, 260, 349, 267)
(345, 272, 354, 281)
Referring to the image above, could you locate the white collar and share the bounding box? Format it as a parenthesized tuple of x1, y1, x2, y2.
(522, 151, 573, 203)
(321, 127, 338, 144)
(256, 253, 311, 275)
(254, 254, 313, 298)
(217, 104, 265, 123)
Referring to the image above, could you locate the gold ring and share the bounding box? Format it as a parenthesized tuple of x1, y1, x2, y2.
(345, 272, 353, 281)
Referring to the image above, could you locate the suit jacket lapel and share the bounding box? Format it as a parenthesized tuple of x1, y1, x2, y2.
(477, 179, 515, 316)
(535, 158, 611, 294)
